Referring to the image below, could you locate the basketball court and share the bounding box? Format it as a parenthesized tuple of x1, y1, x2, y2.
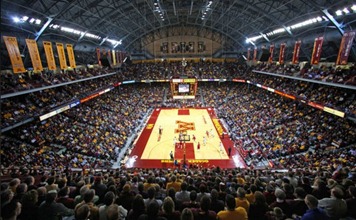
(127, 107, 246, 169)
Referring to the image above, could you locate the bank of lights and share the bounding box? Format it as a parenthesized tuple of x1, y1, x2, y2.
(202, 1, 213, 20)
(246, 4, 356, 44)
(153, 1, 165, 21)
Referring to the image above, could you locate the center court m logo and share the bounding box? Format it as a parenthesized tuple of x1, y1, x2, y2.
(175, 120, 195, 133)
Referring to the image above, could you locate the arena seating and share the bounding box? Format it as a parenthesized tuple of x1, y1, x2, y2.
(1, 62, 355, 220)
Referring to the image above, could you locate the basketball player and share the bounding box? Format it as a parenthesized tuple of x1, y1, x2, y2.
(192, 134, 196, 142)
(197, 142, 200, 151)
(170, 151, 174, 160)
(203, 136, 207, 146)
(206, 130, 209, 138)
(159, 125, 163, 135)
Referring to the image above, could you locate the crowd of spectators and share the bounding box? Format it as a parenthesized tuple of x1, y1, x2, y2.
(1, 62, 355, 171)
(1, 83, 167, 170)
(1, 61, 356, 219)
(0, 68, 112, 94)
(254, 63, 356, 86)
(1, 164, 355, 219)
(1, 72, 122, 129)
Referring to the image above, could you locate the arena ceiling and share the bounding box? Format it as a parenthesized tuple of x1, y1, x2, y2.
(1, 0, 356, 55)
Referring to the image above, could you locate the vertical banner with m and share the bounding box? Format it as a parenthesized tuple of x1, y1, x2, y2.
(247, 48, 251, 61)
(56, 43, 67, 69)
(269, 44, 274, 63)
(292, 40, 301, 64)
(66, 44, 76, 68)
(25, 39, 43, 71)
(3, 36, 26, 73)
(43, 41, 56, 70)
(336, 31, 356, 65)
(279, 43, 286, 64)
(311, 36, 324, 65)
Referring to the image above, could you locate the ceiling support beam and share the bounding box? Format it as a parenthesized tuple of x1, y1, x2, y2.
(322, 9, 344, 36)
(35, 17, 53, 41)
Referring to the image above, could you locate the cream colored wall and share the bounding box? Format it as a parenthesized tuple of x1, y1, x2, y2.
(145, 36, 221, 57)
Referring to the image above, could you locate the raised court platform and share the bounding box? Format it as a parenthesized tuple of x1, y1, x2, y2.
(127, 108, 246, 169)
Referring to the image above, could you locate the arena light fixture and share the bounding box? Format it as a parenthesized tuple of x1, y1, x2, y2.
(343, 8, 350, 14)
(12, 17, 20, 23)
(351, 5, 356, 12)
(21, 16, 29, 22)
(29, 18, 35, 23)
(35, 19, 41, 25)
(335, 10, 342, 16)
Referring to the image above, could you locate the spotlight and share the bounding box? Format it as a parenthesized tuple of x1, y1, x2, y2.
(12, 17, 20, 23)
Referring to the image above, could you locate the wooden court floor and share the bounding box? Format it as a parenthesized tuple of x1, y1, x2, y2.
(140, 108, 229, 160)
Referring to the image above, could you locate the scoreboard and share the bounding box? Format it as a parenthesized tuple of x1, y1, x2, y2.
(170, 77, 198, 99)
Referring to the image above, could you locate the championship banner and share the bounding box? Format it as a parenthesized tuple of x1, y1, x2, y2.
(336, 31, 356, 65)
(107, 49, 111, 65)
(279, 43, 286, 64)
(66, 44, 76, 68)
(111, 50, 116, 65)
(311, 36, 324, 65)
(119, 51, 124, 64)
(25, 39, 43, 71)
(253, 48, 257, 62)
(247, 48, 251, 61)
(56, 43, 67, 69)
(3, 36, 26, 73)
(96, 48, 101, 65)
(43, 41, 56, 70)
(269, 44, 274, 63)
(292, 40, 301, 64)
(117, 51, 121, 64)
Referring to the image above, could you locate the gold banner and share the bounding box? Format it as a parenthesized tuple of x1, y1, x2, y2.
(112, 50, 116, 65)
(56, 43, 67, 69)
(25, 39, 43, 71)
(43, 41, 56, 70)
(66, 44, 76, 68)
(3, 36, 26, 73)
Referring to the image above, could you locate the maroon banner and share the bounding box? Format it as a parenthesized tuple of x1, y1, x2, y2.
(107, 49, 111, 61)
(96, 48, 101, 65)
(269, 44, 274, 63)
(247, 48, 251, 61)
(118, 51, 123, 64)
(253, 48, 257, 62)
(311, 36, 324, 65)
(336, 31, 356, 65)
(279, 43, 286, 64)
(292, 40, 301, 64)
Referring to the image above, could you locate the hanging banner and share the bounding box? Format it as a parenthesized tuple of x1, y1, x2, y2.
(336, 31, 356, 65)
(56, 43, 67, 69)
(107, 49, 111, 63)
(43, 41, 56, 70)
(119, 51, 124, 64)
(279, 43, 286, 64)
(25, 39, 43, 72)
(116, 51, 120, 65)
(96, 48, 101, 65)
(66, 44, 76, 68)
(247, 48, 251, 61)
(111, 50, 116, 65)
(311, 36, 324, 65)
(269, 44, 274, 63)
(292, 40, 302, 64)
(3, 36, 26, 73)
(253, 48, 257, 62)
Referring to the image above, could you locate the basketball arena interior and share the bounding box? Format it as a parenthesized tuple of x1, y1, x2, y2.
(1, 1, 356, 219)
